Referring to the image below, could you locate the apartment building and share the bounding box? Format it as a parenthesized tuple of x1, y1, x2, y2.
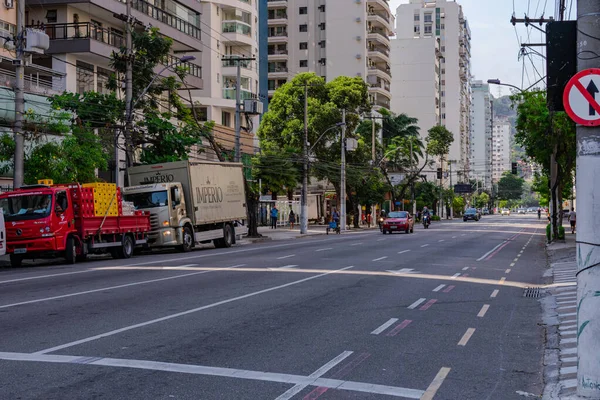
(470, 80, 492, 190)
(391, 0, 472, 184)
(266, 0, 394, 110)
(492, 117, 511, 183)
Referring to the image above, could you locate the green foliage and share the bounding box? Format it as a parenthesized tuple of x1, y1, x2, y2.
(497, 171, 524, 200)
(558, 225, 565, 240)
(474, 192, 490, 209)
(252, 147, 301, 197)
(452, 196, 465, 212)
(431, 215, 441, 221)
(415, 181, 438, 209)
(546, 223, 551, 241)
(426, 125, 454, 157)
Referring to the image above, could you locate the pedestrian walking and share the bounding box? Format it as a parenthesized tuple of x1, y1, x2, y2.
(289, 209, 296, 229)
(568, 207, 576, 234)
(270, 206, 278, 229)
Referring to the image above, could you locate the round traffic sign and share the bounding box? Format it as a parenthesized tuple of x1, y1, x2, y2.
(563, 68, 600, 126)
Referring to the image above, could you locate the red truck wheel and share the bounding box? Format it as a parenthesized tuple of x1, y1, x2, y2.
(65, 236, 77, 264)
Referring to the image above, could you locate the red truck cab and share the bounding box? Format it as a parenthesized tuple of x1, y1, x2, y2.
(0, 184, 150, 267)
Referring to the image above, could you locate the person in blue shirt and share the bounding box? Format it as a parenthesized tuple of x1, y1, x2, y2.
(270, 206, 279, 229)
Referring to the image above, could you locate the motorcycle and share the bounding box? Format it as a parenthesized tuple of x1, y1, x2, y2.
(378, 217, 384, 231)
(423, 215, 430, 229)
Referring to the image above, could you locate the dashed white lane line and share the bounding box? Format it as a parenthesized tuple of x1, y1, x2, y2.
(314, 248, 333, 253)
(514, 258, 518, 262)
(433, 284, 446, 292)
(462, 267, 469, 271)
(510, 263, 516, 267)
(377, 238, 386, 242)
(499, 277, 506, 285)
(461, 234, 466, 236)
(451, 273, 461, 279)
(438, 239, 445, 242)
(275, 351, 354, 400)
(0, 264, 247, 310)
(33, 266, 356, 355)
(277, 265, 298, 269)
(505, 269, 511, 274)
(458, 328, 476, 346)
(370, 318, 399, 335)
(408, 298, 427, 309)
(477, 304, 490, 318)
(0, 351, 425, 399)
(491, 289, 499, 298)
(397, 250, 411, 255)
(372, 256, 388, 262)
(420, 367, 451, 400)
(421, 244, 430, 248)
(452, 236, 457, 239)
(0, 269, 94, 285)
(277, 254, 296, 259)
(350, 242, 363, 246)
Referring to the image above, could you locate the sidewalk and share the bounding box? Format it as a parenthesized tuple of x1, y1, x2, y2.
(542, 229, 579, 399)
(239, 224, 379, 243)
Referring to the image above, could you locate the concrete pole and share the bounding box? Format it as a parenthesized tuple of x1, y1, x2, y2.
(576, 0, 600, 396)
(300, 84, 308, 234)
(449, 161, 453, 219)
(340, 109, 347, 232)
(234, 60, 242, 163)
(372, 113, 376, 162)
(124, 0, 133, 173)
(13, 0, 25, 188)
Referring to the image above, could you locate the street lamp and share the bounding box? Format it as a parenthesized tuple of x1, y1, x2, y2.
(309, 122, 346, 153)
(117, 55, 197, 186)
(487, 76, 546, 93)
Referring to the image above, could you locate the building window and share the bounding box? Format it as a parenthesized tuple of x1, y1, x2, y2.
(424, 13, 432, 23)
(319, 40, 326, 48)
(299, 42, 308, 50)
(318, 5, 325, 12)
(222, 111, 231, 127)
(97, 67, 112, 94)
(76, 61, 94, 94)
(319, 58, 326, 66)
(319, 23, 325, 30)
(299, 60, 308, 68)
(299, 24, 308, 32)
(414, 25, 420, 33)
(441, 24, 445, 29)
(299, 7, 307, 14)
(424, 25, 432, 34)
(46, 10, 57, 23)
(414, 14, 420, 21)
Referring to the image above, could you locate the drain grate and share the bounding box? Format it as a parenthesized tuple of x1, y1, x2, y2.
(523, 287, 543, 298)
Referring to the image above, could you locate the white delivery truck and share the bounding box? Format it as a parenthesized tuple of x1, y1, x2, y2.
(124, 160, 246, 251)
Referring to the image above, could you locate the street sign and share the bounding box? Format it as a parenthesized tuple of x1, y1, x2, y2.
(563, 68, 600, 126)
(454, 184, 472, 194)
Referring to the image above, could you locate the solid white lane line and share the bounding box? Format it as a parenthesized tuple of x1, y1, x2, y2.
(0, 264, 246, 310)
(477, 304, 490, 318)
(373, 256, 388, 261)
(490, 289, 499, 298)
(397, 250, 411, 254)
(421, 244, 430, 248)
(451, 273, 461, 279)
(433, 284, 446, 292)
(458, 328, 476, 346)
(277, 255, 296, 259)
(277, 265, 298, 269)
(408, 298, 427, 309)
(275, 351, 354, 400)
(33, 266, 355, 355)
(420, 367, 451, 400)
(0, 351, 425, 399)
(477, 241, 506, 261)
(371, 318, 399, 335)
(161, 264, 198, 269)
(0, 269, 94, 285)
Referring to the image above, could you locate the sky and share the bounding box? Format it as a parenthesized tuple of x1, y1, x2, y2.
(388, 0, 567, 97)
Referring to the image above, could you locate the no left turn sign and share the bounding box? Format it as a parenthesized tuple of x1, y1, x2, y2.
(564, 68, 600, 126)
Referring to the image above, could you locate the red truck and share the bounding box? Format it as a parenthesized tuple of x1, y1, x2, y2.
(0, 183, 151, 267)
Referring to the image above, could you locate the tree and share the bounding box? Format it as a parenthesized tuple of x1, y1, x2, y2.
(475, 192, 490, 209)
(426, 125, 454, 158)
(497, 172, 524, 201)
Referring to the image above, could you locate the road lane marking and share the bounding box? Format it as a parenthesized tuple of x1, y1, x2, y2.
(421, 244, 430, 248)
(314, 248, 332, 253)
(452, 236, 457, 238)
(451, 273, 460, 279)
(438, 239, 445, 242)
(377, 238, 386, 242)
(371, 318, 399, 335)
(419, 299, 437, 311)
(477, 240, 511, 261)
(275, 351, 354, 400)
(397, 250, 410, 254)
(302, 353, 373, 399)
(514, 258, 518, 262)
(458, 328, 476, 346)
(0, 351, 424, 399)
(0, 269, 94, 285)
(510, 263, 516, 267)
(350, 243, 363, 246)
(420, 367, 451, 400)
(407, 298, 426, 309)
(386, 320, 412, 336)
(477, 304, 490, 318)
(433, 284, 446, 292)
(499, 277, 506, 285)
(443, 285, 455, 293)
(0, 264, 247, 310)
(277, 254, 296, 259)
(277, 265, 298, 269)
(462, 274, 469, 277)
(33, 266, 355, 355)
(462, 267, 469, 271)
(372, 256, 388, 261)
(461, 234, 466, 236)
(505, 269, 511, 274)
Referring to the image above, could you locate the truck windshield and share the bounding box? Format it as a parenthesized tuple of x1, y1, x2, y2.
(124, 191, 168, 209)
(0, 194, 52, 221)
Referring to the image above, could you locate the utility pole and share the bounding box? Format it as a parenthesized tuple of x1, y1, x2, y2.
(410, 137, 416, 215)
(576, 0, 600, 396)
(228, 57, 256, 162)
(439, 157, 444, 219)
(123, 0, 133, 180)
(300, 83, 309, 235)
(371, 113, 376, 162)
(13, 0, 25, 189)
(340, 109, 346, 232)
(449, 160, 453, 219)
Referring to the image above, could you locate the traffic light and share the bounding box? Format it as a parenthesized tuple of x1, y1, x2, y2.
(511, 162, 518, 175)
(437, 168, 443, 180)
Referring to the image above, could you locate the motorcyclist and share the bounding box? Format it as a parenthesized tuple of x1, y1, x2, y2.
(378, 210, 386, 231)
(422, 207, 431, 226)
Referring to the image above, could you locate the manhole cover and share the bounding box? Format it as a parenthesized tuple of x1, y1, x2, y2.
(523, 287, 543, 298)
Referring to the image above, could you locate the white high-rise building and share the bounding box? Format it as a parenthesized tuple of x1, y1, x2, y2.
(266, 0, 394, 110)
(492, 118, 511, 182)
(470, 81, 492, 190)
(391, 0, 472, 184)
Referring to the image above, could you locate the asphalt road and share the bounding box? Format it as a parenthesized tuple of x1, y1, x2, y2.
(0, 214, 549, 400)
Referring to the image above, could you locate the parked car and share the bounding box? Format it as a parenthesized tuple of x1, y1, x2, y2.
(482, 208, 490, 215)
(527, 207, 537, 213)
(501, 208, 511, 216)
(517, 208, 526, 214)
(463, 208, 479, 222)
(382, 211, 414, 234)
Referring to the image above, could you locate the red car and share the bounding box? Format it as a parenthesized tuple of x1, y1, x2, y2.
(382, 211, 414, 234)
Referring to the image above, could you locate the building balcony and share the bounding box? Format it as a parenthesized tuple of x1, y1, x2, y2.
(367, 48, 390, 64)
(0, 66, 66, 96)
(268, 31, 288, 43)
(129, 0, 202, 45)
(368, 65, 391, 80)
(222, 21, 254, 46)
(267, 0, 287, 7)
(367, 30, 391, 47)
(268, 66, 288, 77)
(222, 88, 254, 100)
(268, 49, 288, 61)
(367, 13, 392, 32)
(372, 96, 391, 110)
(222, 58, 253, 70)
(367, 0, 391, 14)
(267, 12, 288, 25)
